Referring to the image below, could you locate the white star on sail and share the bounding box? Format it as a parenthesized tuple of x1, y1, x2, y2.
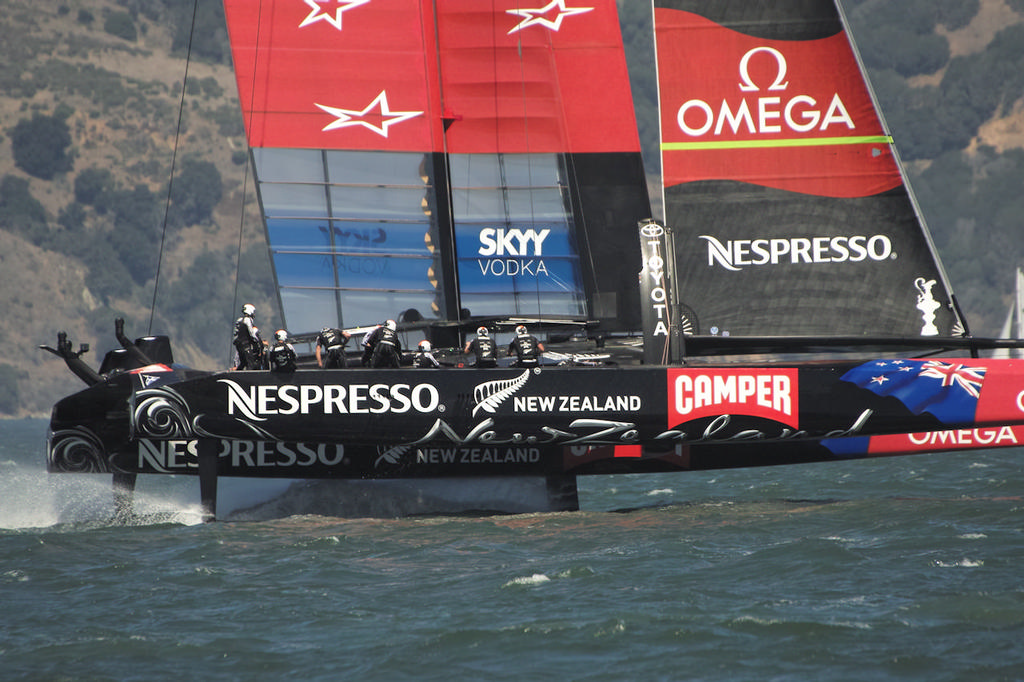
(315, 91, 422, 137)
(299, 0, 371, 31)
(506, 0, 594, 34)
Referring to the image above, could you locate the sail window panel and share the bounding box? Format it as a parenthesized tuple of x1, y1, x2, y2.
(451, 188, 568, 221)
(327, 186, 433, 220)
(325, 151, 433, 187)
(332, 291, 443, 329)
(449, 153, 562, 189)
(272, 252, 437, 291)
(327, 221, 436, 256)
(259, 183, 328, 219)
(252, 149, 325, 183)
(266, 218, 333, 251)
(459, 292, 586, 318)
(279, 288, 338, 337)
(331, 253, 438, 293)
(272, 253, 337, 290)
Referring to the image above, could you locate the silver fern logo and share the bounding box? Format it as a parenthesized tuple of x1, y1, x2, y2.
(472, 370, 532, 417)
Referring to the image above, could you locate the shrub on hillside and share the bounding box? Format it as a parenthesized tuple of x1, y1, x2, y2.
(0, 175, 48, 240)
(9, 113, 74, 180)
(104, 11, 137, 42)
(169, 159, 222, 227)
(74, 168, 114, 207)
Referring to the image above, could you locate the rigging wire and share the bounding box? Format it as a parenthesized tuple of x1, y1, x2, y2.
(149, 0, 201, 336)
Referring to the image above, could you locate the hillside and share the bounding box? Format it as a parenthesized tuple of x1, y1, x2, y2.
(2, 0, 1024, 417)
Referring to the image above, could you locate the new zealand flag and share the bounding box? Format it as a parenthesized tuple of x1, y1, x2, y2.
(840, 359, 987, 425)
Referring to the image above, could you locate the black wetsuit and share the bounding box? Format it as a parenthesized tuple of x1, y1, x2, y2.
(508, 333, 541, 368)
(370, 327, 402, 368)
(317, 328, 348, 368)
(233, 314, 261, 370)
(361, 326, 382, 367)
(467, 336, 497, 368)
(268, 342, 296, 373)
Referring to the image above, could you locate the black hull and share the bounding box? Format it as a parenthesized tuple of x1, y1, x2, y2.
(48, 360, 1024, 481)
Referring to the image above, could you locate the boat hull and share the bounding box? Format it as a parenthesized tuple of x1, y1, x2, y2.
(48, 359, 1024, 480)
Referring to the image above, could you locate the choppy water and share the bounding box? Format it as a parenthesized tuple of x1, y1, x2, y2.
(3, 418, 1024, 681)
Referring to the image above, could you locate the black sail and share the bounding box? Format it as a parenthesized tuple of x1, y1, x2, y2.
(653, 0, 965, 339)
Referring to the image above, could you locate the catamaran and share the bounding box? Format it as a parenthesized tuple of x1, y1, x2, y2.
(44, 0, 1024, 520)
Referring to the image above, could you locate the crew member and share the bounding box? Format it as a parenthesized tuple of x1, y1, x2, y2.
(252, 325, 269, 369)
(316, 326, 351, 369)
(232, 303, 261, 370)
(268, 329, 297, 373)
(414, 339, 440, 368)
(370, 319, 402, 368)
(508, 324, 544, 368)
(361, 322, 383, 367)
(464, 326, 497, 368)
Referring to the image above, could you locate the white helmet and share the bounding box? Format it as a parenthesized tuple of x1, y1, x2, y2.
(275, 329, 288, 343)
(476, 326, 488, 337)
(515, 325, 527, 336)
(242, 303, 256, 317)
(418, 340, 431, 351)
(385, 319, 397, 331)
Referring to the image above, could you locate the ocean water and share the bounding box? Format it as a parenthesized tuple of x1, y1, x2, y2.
(2, 418, 1024, 681)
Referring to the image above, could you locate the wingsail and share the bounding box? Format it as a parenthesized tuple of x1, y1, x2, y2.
(222, 0, 650, 338)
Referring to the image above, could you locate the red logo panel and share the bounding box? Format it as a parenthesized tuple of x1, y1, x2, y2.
(655, 8, 900, 198)
(667, 368, 799, 428)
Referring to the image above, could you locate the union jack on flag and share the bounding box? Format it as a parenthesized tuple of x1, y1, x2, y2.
(840, 359, 987, 425)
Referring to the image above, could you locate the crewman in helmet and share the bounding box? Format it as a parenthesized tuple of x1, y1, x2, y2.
(232, 303, 261, 370)
(508, 324, 544, 368)
(463, 326, 497, 368)
(268, 329, 297, 373)
(360, 322, 383, 366)
(370, 319, 403, 368)
(414, 339, 440, 368)
(316, 326, 351, 369)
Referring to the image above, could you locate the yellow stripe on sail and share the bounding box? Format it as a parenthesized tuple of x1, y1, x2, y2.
(661, 135, 893, 151)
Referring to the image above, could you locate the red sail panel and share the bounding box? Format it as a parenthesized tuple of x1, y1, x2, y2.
(223, 0, 639, 155)
(419, 0, 639, 154)
(655, 8, 900, 198)
(223, 0, 443, 151)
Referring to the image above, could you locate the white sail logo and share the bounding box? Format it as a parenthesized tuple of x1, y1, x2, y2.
(299, 0, 371, 32)
(315, 91, 422, 137)
(701, 235, 894, 271)
(676, 46, 855, 137)
(506, 1, 594, 35)
(477, 228, 551, 278)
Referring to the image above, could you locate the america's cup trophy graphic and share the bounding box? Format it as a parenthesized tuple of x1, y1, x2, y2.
(915, 277, 941, 336)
